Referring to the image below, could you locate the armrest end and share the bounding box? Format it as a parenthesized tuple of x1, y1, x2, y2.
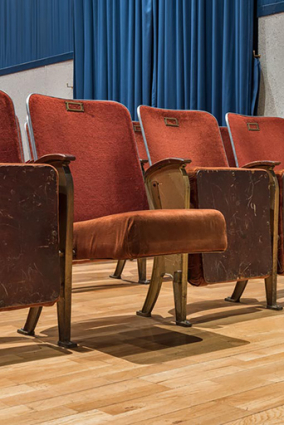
(35, 154, 76, 166)
(242, 160, 281, 170)
(145, 158, 191, 179)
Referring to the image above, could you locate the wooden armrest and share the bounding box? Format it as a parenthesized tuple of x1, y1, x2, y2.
(145, 158, 191, 179)
(35, 154, 76, 166)
(242, 160, 281, 170)
(144, 158, 191, 210)
(34, 155, 75, 269)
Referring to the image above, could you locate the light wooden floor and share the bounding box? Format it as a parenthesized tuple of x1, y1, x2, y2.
(1, 260, 284, 424)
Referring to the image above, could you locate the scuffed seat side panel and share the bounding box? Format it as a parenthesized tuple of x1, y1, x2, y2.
(227, 113, 284, 274)
(0, 164, 60, 310)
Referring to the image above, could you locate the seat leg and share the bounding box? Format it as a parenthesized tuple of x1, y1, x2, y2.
(173, 265, 191, 327)
(17, 307, 43, 336)
(57, 245, 74, 347)
(137, 258, 149, 284)
(57, 165, 77, 348)
(264, 168, 282, 310)
(57, 208, 77, 348)
(110, 260, 126, 279)
(225, 280, 248, 303)
(265, 275, 283, 310)
(137, 256, 164, 317)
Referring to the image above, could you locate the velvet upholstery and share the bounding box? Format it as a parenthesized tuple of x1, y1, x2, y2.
(220, 126, 236, 167)
(28, 96, 149, 223)
(15, 116, 24, 162)
(28, 96, 227, 264)
(226, 114, 284, 169)
(74, 209, 227, 260)
(0, 91, 22, 163)
(138, 106, 228, 167)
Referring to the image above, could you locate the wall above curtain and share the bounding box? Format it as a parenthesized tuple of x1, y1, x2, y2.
(0, 0, 73, 74)
(74, 0, 258, 125)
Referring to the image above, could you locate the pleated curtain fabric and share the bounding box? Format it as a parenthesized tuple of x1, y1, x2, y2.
(74, 0, 153, 116)
(73, 0, 257, 124)
(0, 0, 73, 70)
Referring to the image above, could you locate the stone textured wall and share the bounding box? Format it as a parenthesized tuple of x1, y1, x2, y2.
(0, 60, 73, 160)
(258, 12, 284, 117)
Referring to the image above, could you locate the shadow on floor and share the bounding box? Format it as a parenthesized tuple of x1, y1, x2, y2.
(39, 313, 249, 365)
(0, 339, 71, 368)
(2, 293, 283, 367)
(169, 296, 284, 329)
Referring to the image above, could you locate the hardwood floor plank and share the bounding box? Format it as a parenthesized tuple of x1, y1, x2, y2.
(0, 260, 283, 424)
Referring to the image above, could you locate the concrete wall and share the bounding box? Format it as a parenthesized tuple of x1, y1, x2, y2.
(0, 60, 74, 159)
(258, 12, 284, 117)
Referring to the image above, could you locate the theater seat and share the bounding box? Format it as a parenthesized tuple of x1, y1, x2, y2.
(0, 90, 62, 342)
(138, 105, 281, 311)
(226, 113, 284, 274)
(24, 95, 227, 344)
(226, 114, 284, 169)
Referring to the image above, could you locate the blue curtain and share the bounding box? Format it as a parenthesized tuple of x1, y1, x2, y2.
(74, 0, 153, 116)
(0, 0, 73, 70)
(258, 0, 284, 16)
(74, 0, 257, 124)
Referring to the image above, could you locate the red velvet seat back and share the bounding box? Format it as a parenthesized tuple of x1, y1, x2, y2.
(138, 106, 228, 167)
(226, 113, 284, 169)
(28, 95, 149, 222)
(0, 91, 22, 163)
(220, 126, 236, 167)
(133, 121, 148, 161)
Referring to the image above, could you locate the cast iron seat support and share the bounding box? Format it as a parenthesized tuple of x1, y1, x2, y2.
(18, 154, 77, 347)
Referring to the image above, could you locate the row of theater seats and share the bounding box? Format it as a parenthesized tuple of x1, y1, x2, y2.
(0, 89, 282, 349)
(114, 108, 284, 323)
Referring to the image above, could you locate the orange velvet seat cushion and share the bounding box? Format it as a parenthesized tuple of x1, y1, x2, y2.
(73, 209, 227, 260)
